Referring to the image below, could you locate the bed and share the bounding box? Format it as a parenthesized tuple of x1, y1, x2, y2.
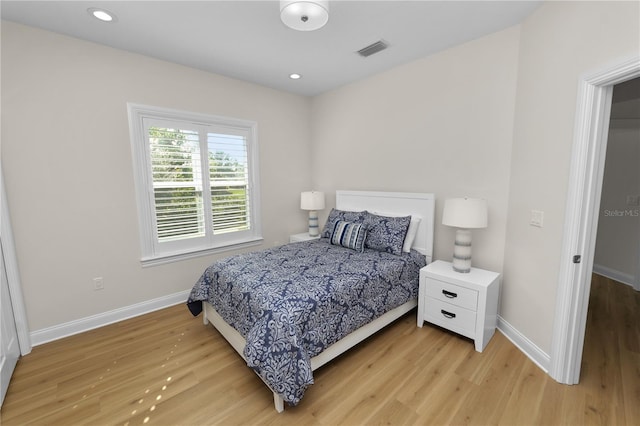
(187, 190, 435, 412)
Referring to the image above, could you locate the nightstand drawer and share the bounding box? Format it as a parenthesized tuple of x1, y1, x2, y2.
(425, 278, 478, 311)
(424, 297, 476, 339)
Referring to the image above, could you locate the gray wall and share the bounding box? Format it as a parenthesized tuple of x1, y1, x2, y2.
(594, 78, 640, 285)
(311, 25, 520, 275)
(503, 0, 639, 352)
(1, 22, 313, 331)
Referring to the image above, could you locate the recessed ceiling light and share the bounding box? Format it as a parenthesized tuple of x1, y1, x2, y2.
(289, 73, 302, 80)
(88, 7, 117, 23)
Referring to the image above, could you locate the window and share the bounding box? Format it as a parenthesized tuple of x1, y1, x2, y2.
(128, 104, 262, 266)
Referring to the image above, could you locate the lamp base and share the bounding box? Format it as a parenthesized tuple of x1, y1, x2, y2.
(452, 229, 472, 273)
(308, 210, 319, 237)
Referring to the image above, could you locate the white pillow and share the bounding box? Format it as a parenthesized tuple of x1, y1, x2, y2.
(402, 216, 421, 253)
(369, 210, 421, 253)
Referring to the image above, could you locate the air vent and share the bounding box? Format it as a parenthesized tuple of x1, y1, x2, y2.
(357, 40, 389, 58)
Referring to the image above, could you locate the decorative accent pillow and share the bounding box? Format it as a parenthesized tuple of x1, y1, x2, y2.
(363, 212, 411, 256)
(330, 220, 368, 252)
(321, 208, 367, 239)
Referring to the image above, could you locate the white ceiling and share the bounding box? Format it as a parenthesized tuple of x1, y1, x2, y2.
(1, 1, 542, 96)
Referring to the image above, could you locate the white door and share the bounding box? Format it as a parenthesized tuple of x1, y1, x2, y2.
(1, 241, 20, 406)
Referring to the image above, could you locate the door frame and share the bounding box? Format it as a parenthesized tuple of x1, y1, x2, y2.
(550, 55, 640, 384)
(0, 167, 31, 356)
(636, 238, 640, 291)
(636, 173, 640, 292)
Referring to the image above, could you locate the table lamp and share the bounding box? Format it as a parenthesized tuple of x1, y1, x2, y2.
(442, 197, 488, 273)
(301, 191, 325, 236)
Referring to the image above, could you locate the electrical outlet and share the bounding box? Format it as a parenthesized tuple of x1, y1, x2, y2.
(93, 277, 104, 291)
(530, 210, 544, 228)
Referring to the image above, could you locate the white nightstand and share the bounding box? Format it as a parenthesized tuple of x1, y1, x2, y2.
(417, 260, 500, 352)
(289, 232, 321, 243)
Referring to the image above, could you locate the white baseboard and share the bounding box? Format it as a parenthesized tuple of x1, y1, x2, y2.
(592, 264, 635, 287)
(497, 315, 550, 373)
(30, 290, 191, 346)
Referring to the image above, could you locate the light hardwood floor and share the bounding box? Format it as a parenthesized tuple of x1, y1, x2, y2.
(1, 274, 638, 425)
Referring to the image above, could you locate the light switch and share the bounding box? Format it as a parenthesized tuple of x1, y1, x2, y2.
(626, 195, 640, 206)
(530, 210, 544, 227)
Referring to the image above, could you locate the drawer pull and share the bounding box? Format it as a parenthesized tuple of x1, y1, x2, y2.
(442, 290, 457, 298)
(441, 310, 456, 319)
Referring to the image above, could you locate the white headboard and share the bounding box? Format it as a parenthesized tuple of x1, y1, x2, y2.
(335, 190, 435, 263)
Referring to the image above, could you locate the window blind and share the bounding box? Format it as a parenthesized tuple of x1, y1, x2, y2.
(208, 132, 251, 235)
(128, 103, 261, 264)
(149, 127, 204, 242)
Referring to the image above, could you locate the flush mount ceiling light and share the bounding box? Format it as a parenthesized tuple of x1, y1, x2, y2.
(87, 7, 117, 23)
(289, 73, 302, 79)
(280, 1, 329, 31)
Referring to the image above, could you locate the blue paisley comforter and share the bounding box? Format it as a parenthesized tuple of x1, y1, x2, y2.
(187, 238, 426, 406)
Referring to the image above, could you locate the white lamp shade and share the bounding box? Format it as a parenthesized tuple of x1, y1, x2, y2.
(280, 0, 329, 31)
(442, 198, 488, 229)
(301, 191, 325, 210)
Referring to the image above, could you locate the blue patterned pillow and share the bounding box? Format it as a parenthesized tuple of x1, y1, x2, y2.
(321, 208, 367, 239)
(330, 221, 368, 252)
(363, 212, 411, 256)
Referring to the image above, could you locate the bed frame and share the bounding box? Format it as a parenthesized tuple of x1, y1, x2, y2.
(202, 190, 435, 412)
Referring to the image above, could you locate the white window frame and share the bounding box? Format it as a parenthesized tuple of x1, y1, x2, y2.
(128, 103, 262, 266)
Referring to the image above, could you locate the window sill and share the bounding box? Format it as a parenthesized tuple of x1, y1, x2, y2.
(140, 237, 264, 267)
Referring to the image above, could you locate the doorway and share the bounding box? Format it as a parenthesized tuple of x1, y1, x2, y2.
(593, 77, 640, 288)
(0, 166, 32, 407)
(1, 242, 21, 406)
(550, 56, 640, 385)
(580, 77, 640, 394)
